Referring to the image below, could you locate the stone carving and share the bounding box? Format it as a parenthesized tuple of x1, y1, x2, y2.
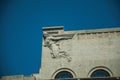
(43, 32, 72, 62)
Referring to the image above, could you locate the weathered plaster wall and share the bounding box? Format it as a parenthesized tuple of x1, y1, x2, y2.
(37, 27, 120, 79)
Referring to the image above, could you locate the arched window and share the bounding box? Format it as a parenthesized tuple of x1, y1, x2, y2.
(55, 71, 73, 79)
(90, 69, 110, 77)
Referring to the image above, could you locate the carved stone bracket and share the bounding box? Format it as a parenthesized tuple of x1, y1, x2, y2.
(43, 32, 73, 62)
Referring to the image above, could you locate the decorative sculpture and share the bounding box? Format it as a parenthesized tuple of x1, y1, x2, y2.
(43, 32, 72, 62)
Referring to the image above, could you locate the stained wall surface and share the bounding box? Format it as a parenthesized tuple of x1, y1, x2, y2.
(34, 27, 120, 79)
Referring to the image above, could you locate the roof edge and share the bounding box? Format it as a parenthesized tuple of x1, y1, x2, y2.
(42, 26, 64, 31)
(65, 27, 120, 34)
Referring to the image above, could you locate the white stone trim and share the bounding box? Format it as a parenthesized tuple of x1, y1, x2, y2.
(52, 68, 76, 79)
(88, 66, 113, 77)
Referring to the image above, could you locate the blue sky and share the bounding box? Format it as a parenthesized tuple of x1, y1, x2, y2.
(0, 0, 120, 77)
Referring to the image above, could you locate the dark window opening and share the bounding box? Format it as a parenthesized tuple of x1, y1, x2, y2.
(55, 71, 73, 79)
(91, 69, 110, 77)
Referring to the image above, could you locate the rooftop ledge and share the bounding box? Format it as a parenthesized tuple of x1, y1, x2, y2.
(66, 27, 120, 34)
(42, 26, 64, 31)
(42, 26, 120, 34)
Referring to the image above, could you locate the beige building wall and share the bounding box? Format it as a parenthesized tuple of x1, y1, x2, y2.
(34, 27, 120, 80)
(0, 75, 35, 80)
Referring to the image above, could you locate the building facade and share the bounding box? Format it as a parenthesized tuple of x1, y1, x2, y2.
(1, 26, 120, 80)
(34, 26, 120, 80)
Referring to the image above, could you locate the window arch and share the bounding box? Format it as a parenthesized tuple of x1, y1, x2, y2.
(88, 66, 112, 77)
(55, 71, 73, 79)
(52, 68, 76, 79)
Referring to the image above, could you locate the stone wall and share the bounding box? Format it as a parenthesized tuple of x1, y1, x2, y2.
(36, 27, 120, 79)
(0, 75, 35, 80)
